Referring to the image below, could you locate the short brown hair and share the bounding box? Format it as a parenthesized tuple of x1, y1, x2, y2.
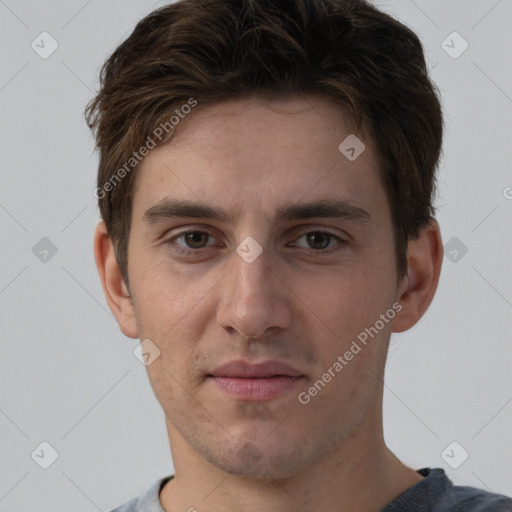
(85, 0, 443, 287)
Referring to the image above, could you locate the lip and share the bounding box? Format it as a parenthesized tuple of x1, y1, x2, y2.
(208, 360, 305, 401)
(211, 359, 303, 378)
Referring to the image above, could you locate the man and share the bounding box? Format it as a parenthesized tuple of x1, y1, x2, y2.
(86, 0, 512, 510)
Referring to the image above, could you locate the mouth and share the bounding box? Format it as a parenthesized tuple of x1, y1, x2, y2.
(207, 359, 306, 401)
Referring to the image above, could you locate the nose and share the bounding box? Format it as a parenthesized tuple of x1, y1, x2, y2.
(216, 246, 292, 339)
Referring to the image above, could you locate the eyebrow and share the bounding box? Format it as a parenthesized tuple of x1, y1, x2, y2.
(142, 198, 371, 225)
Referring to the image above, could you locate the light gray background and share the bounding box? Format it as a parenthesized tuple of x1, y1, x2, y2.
(0, 1, 511, 511)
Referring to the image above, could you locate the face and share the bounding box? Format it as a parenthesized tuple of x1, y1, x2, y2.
(126, 95, 402, 479)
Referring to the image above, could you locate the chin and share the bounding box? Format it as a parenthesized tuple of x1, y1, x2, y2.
(198, 437, 313, 481)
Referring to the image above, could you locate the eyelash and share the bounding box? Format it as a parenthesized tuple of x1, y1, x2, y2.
(165, 230, 348, 257)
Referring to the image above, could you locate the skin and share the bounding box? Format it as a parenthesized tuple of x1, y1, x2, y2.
(95, 95, 443, 512)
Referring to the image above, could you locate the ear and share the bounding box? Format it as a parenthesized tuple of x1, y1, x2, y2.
(392, 219, 443, 333)
(94, 221, 139, 339)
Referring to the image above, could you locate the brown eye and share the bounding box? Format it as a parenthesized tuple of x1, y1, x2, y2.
(305, 232, 331, 250)
(291, 230, 347, 255)
(167, 230, 218, 254)
(183, 231, 210, 248)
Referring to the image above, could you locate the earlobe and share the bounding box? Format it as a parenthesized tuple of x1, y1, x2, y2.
(392, 219, 443, 333)
(93, 221, 139, 339)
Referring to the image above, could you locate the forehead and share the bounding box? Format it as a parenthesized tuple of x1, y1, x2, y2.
(132, 95, 386, 223)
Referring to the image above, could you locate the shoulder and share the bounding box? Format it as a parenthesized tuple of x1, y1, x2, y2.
(109, 495, 138, 512)
(435, 482, 512, 511)
(382, 468, 512, 512)
(108, 476, 173, 512)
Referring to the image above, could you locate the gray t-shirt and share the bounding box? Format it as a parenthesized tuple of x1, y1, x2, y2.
(110, 467, 512, 511)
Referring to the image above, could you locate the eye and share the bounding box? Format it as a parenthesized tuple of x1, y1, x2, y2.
(167, 230, 218, 254)
(179, 231, 212, 249)
(292, 231, 346, 254)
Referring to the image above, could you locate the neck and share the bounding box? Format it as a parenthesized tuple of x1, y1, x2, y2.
(159, 396, 423, 512)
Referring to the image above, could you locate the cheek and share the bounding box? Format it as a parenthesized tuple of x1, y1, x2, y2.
(295, 265, 393, 333)
(291, 262, 397, 388)
(130, 254, 211, 335)
(129, 257, 219, 374)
